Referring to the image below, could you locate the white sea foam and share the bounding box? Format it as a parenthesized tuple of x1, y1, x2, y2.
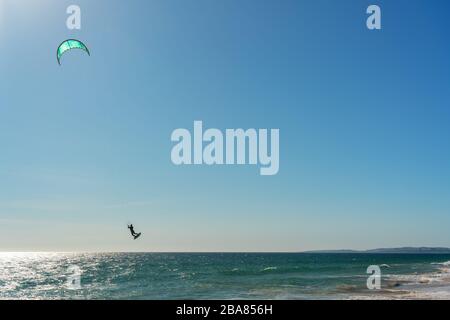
(262, 267, 278, 271)
(431, 260, 450, 266)
(354, 262, 450, 300)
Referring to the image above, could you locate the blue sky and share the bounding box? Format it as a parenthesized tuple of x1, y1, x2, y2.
(1, 0, 450, 251)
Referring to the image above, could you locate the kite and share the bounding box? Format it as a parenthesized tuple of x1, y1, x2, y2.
(56, 39, 90, 65)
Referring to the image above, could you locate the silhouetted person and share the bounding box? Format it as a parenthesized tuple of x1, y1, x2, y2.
(128, 224, 137, 237)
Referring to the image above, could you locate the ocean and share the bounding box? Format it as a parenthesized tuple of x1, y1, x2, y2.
(1, 252, 450, 300)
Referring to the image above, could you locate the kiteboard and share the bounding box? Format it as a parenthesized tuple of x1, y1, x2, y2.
(134, 233, 142, 240)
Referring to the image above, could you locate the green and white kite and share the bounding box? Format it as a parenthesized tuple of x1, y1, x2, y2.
(57, 39, 90, 65)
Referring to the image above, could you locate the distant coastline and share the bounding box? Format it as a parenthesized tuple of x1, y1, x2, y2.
(303, 247, 450, 254)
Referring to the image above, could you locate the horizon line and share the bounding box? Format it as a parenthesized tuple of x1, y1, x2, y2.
(2, 246, 450, 254)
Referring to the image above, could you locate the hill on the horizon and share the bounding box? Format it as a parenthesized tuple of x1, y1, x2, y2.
(303, 247, 450, 254)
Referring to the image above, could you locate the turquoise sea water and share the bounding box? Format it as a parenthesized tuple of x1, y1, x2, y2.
(1, 253, 450, 300)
